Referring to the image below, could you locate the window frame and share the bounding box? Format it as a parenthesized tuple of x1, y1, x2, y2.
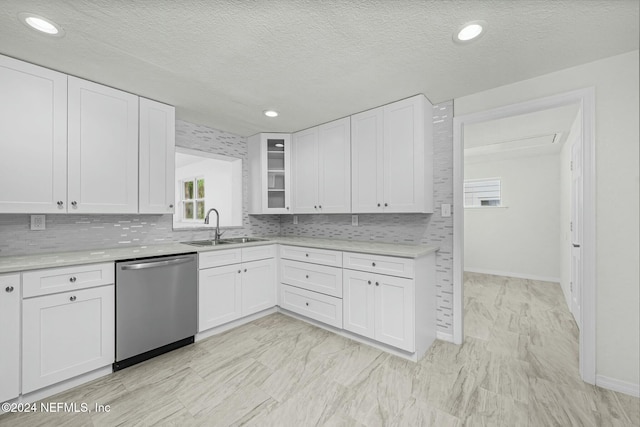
(463, 177, 503, 208)
(180, 176, 206, 221)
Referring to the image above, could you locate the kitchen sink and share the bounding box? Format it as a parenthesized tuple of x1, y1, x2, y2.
(220, 237, 269, 244)
(182, 240, 231, 247)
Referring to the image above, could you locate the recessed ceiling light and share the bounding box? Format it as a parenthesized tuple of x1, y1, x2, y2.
(263, 110, 279, 118)
(18, 13, 64, 36)
(274, 143, 284, 148)
(453, 20, 486, 43)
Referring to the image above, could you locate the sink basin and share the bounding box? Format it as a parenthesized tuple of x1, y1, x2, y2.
(182, 240, 231, 247)
(220, 237, 268, 244)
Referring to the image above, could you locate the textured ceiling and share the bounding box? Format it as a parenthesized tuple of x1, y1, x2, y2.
(0, 0, 637, 136)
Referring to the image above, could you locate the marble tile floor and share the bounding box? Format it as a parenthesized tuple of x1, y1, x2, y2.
(1, 272, 638, 426)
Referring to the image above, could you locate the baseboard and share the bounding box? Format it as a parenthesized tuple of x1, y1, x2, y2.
(464, 268, 560, 283)
(436, 330, 454, 343)
(596, 375, 640, 398)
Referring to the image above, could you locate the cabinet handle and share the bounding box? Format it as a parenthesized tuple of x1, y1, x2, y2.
(314, 205, 317, 209)
(305, 253, 309, 257)
(5, 286, 14, 293)
(169, 204, 174, 208)
(305, 302, 309, 306)
(71, 201, 78, 207)
(367, 280, 371, 285)
(70, 296, 77, 301)
(377, 203, 381, 207)
(57, 201, 64, 207)
(372, 262, 376, 267)
(69, 276, 77, 283)
(305, 275, 309, 279)
(286, 206, 290, 210)
(238, 270, 241, 274)
(319, 205, 322, 209)
(375, 282, 379, 286)
(244, 268, 247, 272)
(384, 203, 388, 207)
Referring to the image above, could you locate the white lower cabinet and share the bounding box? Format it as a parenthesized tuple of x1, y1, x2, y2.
(343, 269, 415, 352)
(0, 274, 20, 403)
(280, 284, 343, 328)
(22, 285, 115, 394)
(198, 249, 276, 332)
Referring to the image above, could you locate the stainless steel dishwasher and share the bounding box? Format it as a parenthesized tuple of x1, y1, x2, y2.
(114, 253, 197, 371)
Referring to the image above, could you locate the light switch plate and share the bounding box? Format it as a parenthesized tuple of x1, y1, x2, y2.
(441, 204, 451, 217)
(352, 215, 358, 226)
(30, 215, 46, 230)
(293, 215, 298, 225)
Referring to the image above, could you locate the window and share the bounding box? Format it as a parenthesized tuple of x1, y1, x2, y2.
(181, 177, 205, 220)
(464, 178, 501, 207)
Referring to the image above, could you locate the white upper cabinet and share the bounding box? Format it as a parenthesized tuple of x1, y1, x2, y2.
(68, 77, 139, 213)
(248, 133, 292, 214)
(352, 95, 433, 213)
(292, 117, 351, 214)
(0, 55, 68, 213)
(139, 98, 175, 214)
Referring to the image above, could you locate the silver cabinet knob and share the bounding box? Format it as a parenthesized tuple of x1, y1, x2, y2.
(375, 282, 379, 286)
(70, 296, 77, 301)
(372, 262, 376, 267)
(318, 205, 322, 209)
(305, 302, 309, 306)
(169, 204, 174, 208)
(238, 270, 241, 274)
(244, 268, 247, 272)
(367, 280, 371, 285)
(71, 201, 78, 207)
(57, 201, 64, 207)
(69, 276, 77, 283)
(305, 253, 309, 257)
(314, 205, 317, 209)
(377, 203, 381, 207)
(286, 206, 290, 210)
(384, 203, 388, 207)
(5, 286, 14, 293)
(305, 275, 309, 279)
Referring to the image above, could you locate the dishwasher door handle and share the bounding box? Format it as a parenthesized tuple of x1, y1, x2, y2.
(120, 257, 194, 270)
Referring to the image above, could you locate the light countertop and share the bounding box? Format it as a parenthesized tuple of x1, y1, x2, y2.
(0, 237, 438, 274)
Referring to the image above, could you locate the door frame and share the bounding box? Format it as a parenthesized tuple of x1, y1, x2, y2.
(452, 87, 596, 384)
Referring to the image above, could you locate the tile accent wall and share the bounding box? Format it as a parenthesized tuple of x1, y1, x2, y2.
(280, 101, 455, 334)
(0, 120, 280, 256)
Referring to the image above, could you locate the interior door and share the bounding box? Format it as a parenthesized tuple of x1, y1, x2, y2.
(570, 131, 583, 327)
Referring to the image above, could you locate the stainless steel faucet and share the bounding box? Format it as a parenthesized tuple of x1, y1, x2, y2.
(204, 208, 223, 242)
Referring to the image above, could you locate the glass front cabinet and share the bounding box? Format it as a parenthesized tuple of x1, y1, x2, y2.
(248, 133, 292, 214)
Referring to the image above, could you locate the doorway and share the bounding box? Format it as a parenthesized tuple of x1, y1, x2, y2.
(452, 88, 596, 384)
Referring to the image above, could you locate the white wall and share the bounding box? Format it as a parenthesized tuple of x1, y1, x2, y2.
(455, 51, 640, 390)
(464, 152, 561, 281)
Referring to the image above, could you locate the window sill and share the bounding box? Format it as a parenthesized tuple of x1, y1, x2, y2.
(464, 206, 509, 209)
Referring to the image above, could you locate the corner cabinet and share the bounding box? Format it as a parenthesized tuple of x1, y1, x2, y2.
(0, 55, 68, 213)
(351, 95, 433, 213)
(0, 274, 20, 403)
(248, 133, 292, 214)
(139, 98, 176, 214)
(292, 117, 351, 214)
(67, 77, 139, 213)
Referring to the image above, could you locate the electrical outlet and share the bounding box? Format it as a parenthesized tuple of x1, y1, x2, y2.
(441, 204, 451, 217)
(351, 215, 358, 226)
(30, 215, 46, 230)
(293, 215, 298, 225)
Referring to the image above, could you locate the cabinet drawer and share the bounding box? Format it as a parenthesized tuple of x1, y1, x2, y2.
(280, 284, 342, 328)
(23, 263, 114, 298)
(280, 245, 342, 267)
(280, 259, 342, 298)
(199, 249, 242, 269)
(343, 252, 414, 278)
(242, 245, 275, 263)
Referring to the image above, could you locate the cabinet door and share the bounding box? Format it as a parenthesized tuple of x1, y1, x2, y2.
(0, 55, 67, 213)
(383, 96, 426, 213)
(22, 285, 115, 394)
(263, 134, 292, 214)
(139, 98, 175, 214)
(198, 264, 242, 331)
(342, 269, 375, 339)
(374, 275, 414, 352)
(292, 127, 319, 213)
(0, 274, 20, 403)
(241, 258, 276, 316)
(318, 117, 351, 213)
(351, 107, 384, 213)
(68, 77, 139, 213)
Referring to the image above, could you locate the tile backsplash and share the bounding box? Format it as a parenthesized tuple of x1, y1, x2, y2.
(0, 101, 454, 335)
